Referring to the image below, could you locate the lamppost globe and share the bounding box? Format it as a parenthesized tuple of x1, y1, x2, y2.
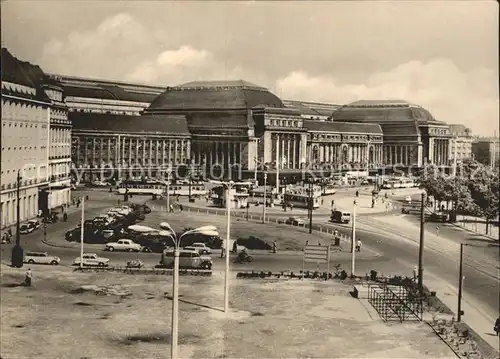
(159, 222, 171, 231)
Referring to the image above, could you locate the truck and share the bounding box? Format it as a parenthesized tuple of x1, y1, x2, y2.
(330, 210, 351, 224)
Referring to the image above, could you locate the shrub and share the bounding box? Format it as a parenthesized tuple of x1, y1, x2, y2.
(236, 236, 272, 250)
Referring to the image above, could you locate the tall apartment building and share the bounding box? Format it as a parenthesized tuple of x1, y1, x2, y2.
(449, 124, 473, 163)
(472, 137, 499, 168)
(1, 49, 51, 228)
(43, 82, 72, 210)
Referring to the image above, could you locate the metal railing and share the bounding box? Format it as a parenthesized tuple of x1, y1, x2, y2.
(367, 283, 423, 322)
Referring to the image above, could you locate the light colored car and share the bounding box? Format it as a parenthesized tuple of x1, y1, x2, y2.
(73, 253, 110, 267)
(19, 223, 35, 235)
(187, 242, 212, 255)
(285, 217, 306, 226)
(27, 219, 41, 230)
(160, 249, 212, 269)
(25, 251, 60, 265)
(105, 239, 142, 252)
(405, 196, 412, 204)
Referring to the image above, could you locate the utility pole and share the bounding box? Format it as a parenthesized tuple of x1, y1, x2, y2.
(457, 243, 465, 322)
(351, 199, 357, 277)
(276, 135, 280, 194)
(166, 170, 170, 212)
(11, 170, 24, 267)
(308, 181, 313, 234)
(283, 183, 287, 212)
(224, 185, 232, 312)
(188, 161, 192, 202)
(418, 191, 426, 296)
(262, 173, 267, 223)
(254, 138, 259, 183)
(80, 196, 85, 269)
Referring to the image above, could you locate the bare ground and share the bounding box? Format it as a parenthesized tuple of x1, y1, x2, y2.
(1, 264, 456, 359)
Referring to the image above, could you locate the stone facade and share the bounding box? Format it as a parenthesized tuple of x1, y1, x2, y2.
(1, 82, 51, 228)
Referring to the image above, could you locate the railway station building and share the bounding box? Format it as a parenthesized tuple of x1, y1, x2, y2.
(49, 74, 453, 183)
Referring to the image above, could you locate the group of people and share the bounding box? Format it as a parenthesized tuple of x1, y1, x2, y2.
(1, 229, 13, 244)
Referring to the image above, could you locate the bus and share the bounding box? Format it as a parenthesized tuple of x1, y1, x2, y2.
(283, 185, 321, 209)
(117, 180, 207, 197)
(381, 177, 418, 189)
(322, 184, 337, 196)
(283, 193, 320, 209)
(248, 187, 281, 206)
(117, 180, 166, 195)
(168, 183, 207, 197)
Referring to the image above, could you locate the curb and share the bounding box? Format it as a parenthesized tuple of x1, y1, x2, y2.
(41, 238, 80, 249)
(447, 221, 498, 243)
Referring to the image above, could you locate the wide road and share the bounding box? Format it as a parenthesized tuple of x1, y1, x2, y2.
(1, 204, 391, 275)
(2, 189, 497, 344)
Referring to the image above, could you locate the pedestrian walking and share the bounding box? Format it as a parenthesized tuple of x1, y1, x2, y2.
(63, 213, 68, 222)
(436, 225, 440, 236)
(272, 240, 278, 254)
(494, 317, 500, 336)
(25, 268, 33, 287)
(356, 239, 362, 252)
(169, 204, 174, 213)
(179, 204, 183, 212)
(321, 198, 324, 205)
(221, 241, 225, 258)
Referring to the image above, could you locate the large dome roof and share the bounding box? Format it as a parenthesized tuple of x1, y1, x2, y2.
(147, 80, 284, 112)
(331, 99, 439, 123)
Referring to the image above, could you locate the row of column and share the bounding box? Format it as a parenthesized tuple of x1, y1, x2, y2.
(192, 141, 242, 169)
(384, 145, 415, 166)
(74, 137, 190, 167)
(271, 133, 301, 169)
(311, 144, 383, 164)
(432, 138, 449, 165)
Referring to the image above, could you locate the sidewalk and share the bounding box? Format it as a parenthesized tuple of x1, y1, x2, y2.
(450, 214, 499, 242)
(424, 274, 500, 353)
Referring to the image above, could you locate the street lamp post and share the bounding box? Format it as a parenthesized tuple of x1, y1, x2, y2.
(263, 173, 268, 223)
(165, 169, 171, 212)
(457, 243, 464, 322)
(351, 199, 357, 277)
(80, 196, 85, 269)
(210, 180, 235, 313)
(308, 181, 313, 234)
(11, 169, 24, 268)
(418, 191, 426, 296)
(159, 223, 218, 359)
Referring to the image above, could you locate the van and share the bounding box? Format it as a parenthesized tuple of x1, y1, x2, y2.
(331, 210, 351, 224)
(159, 249, 212, 269)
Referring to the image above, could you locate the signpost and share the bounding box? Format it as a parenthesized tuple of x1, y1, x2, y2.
(302, 243, 330, 279)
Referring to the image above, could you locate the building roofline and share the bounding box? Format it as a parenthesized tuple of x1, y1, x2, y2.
(47, 73, 168, 91)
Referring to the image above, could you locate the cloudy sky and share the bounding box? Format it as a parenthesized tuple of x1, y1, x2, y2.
(2, 1, 498, 135)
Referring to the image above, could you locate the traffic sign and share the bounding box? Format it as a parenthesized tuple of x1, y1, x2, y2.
(303, 244, 329, 263)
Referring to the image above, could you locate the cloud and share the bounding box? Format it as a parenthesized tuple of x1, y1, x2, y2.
(276, 58, 499, 136)
(38, 13, 165, 80)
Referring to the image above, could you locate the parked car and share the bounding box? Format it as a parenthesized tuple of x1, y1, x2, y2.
(73, 253, 110, 267)
(24, 251, 60, 265)
(19, 223, 35, 235)
(27, 219, 41, 230)
(92, 180, 109, 187)
(405, 195, 412, 204)
(186, 242, 212, 254)
(159, 249, 212, 269)
(285, 217, 306, 226)
(105, 239, 142, 252)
